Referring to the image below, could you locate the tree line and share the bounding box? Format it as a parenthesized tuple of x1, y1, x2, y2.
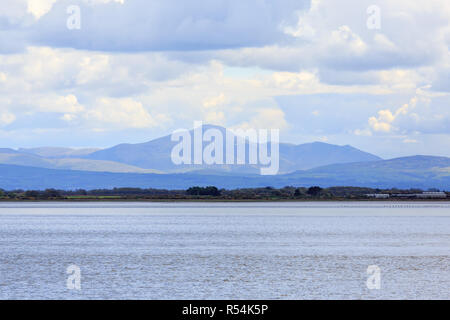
(0, 186, 446, 201)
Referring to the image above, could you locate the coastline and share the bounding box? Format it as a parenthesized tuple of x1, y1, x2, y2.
(1, 186, 447, 202)
(1, 198, 448, 202)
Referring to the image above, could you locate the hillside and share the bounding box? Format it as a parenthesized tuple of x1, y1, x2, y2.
(0, 156, 448, 190)
(0, 152, 161, 174)
(85, 125, 381, 173)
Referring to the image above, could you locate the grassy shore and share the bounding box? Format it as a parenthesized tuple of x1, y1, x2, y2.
(0, 196, 448, 202)
(0, 186, 448, 202)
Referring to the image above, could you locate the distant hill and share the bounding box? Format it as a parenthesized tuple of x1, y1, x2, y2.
(19, 147, 99, 158)
(85, 124, 381, 173)
(0, 152, 161, 174)
(0, 125, 381, 174)
(281, 155, 450, 189)
(0, 148, 21, 154)
(0, 155, 448, 190)
(0, 164, 258, 190)
(278, 142, 381, 171)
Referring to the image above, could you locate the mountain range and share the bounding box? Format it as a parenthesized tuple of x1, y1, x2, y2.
(84, 125, 382, 173)
(0, 125, 448, 190)
(0, 155, 448, 190)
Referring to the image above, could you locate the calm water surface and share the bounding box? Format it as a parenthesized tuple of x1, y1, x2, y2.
(0, 202, 449, 299)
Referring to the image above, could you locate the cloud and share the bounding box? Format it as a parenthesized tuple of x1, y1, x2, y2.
(85, 97, 158, 129)
(276, 92, 408, 136)
(368, 111, 394, 133)
(236, 108, 288, 130)
(207, 0, 449, 80)
(203, 93, 226, 109)
(29, 0, 307, 51)
(27, 0, 58, 19)
(0, 0, 449, 158)
(0, 112, 16, 126)
(363, 89, 450, 135)
(204, 111, 226, 125)
(329, 25, 368, 56)
(35, 94, 85, 113)
(26, 0, 125, 19)
(368, 97, 418, 133)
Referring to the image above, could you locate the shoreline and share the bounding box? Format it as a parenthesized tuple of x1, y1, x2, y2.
(0, 198, 448, 203)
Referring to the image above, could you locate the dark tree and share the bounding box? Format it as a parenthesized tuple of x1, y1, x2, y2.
(307, 186, 323, 197)
(77, 189, 88, 196)
(186, 186, 221, 196)
(42, 189, 62, 199)
(25, 190, 40, 198)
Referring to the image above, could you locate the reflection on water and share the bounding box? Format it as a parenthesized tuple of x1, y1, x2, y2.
(0, 202, 449, 299)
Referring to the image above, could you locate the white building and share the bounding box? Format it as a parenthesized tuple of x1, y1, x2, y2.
(366, 194, 390, 199)
(416, 192, 447, 199)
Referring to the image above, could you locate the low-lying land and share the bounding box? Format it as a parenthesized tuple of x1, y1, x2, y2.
(0, 186, 448, 201)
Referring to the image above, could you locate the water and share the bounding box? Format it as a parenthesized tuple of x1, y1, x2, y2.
(0, 202, 449, 300)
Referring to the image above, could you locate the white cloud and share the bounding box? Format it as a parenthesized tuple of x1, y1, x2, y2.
(76, 55, 111, 85)
(368, 97, 418, 133)
(403, 139, 418, 144)
(86, 97, 157, 129)
(204, 111, 226, 125)
(373, 34, 397, 51)
(282, 0, 320, 40)
(35, 94, 85, 113)
(29, 0, 306, 51)
(26, 0, 125, 19)
(271, 71, 320, 91)
(203, 93, 226, 109)
(61, 113, 77, 122)
(27, 0, 58, 18)
(330, 26, 367, 56)
(368, 112, 394, 133)
(237, 109, 288, 130)
(354, 128, 372, 136)
(0, 0, 448, 158)
(362, 88, 450, 136)
(0, 112, 16, 126)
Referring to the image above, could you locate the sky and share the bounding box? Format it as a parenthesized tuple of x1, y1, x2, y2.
(0, 0, 449, 158)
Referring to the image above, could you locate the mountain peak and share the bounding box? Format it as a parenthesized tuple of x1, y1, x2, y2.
(84, 126, 382, 173)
